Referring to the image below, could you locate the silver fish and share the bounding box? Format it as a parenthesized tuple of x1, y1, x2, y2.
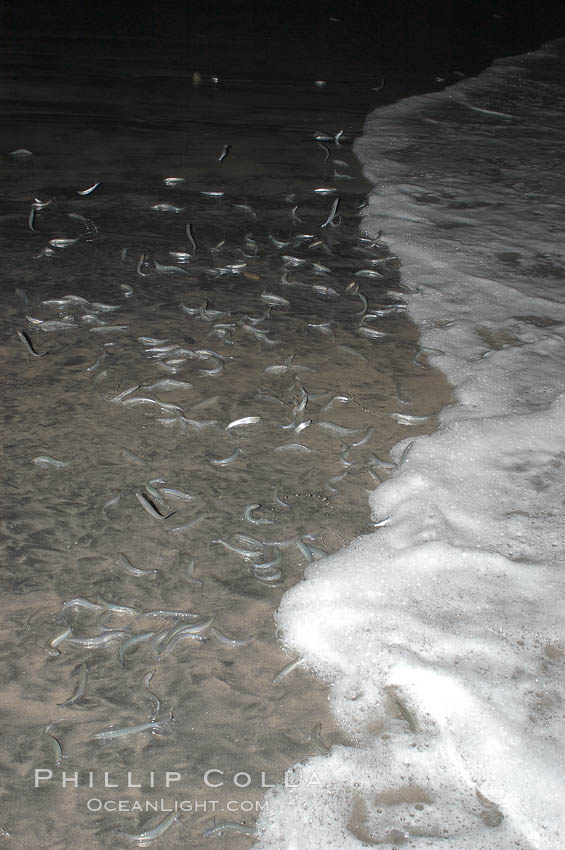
(320, 197, 340, 228)
(119, 811, 179, 844)
(49, 238, 80, 248)
(391, 413, 429, 425)
(260, 292, 290, 307)
(77, 181, 101, 196)
(355, 269, 384, 279)
(226, 416, 262, 430)
(217, 143, 231, 164)
(151, 203, 185, 213)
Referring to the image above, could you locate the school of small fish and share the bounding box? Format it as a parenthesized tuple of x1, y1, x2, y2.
(6, 121, 437, 847)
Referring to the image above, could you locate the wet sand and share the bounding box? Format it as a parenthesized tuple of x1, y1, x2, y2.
(0, 11, 454, 849)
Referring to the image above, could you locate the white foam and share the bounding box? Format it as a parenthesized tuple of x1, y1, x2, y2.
(256, 39, 565, 850)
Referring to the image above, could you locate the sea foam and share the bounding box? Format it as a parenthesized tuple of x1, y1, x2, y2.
(256, 38, 565, 850)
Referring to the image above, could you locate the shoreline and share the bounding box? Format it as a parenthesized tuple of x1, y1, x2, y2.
(256, 37, 565, 850)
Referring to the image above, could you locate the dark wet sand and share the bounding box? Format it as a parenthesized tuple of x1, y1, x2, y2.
(0, 7, 459, 848)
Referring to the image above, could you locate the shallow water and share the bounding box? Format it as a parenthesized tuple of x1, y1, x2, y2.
(1, 3, 555, 847)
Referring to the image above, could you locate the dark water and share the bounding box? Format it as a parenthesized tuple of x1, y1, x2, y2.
(1, 2, 562, 848)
